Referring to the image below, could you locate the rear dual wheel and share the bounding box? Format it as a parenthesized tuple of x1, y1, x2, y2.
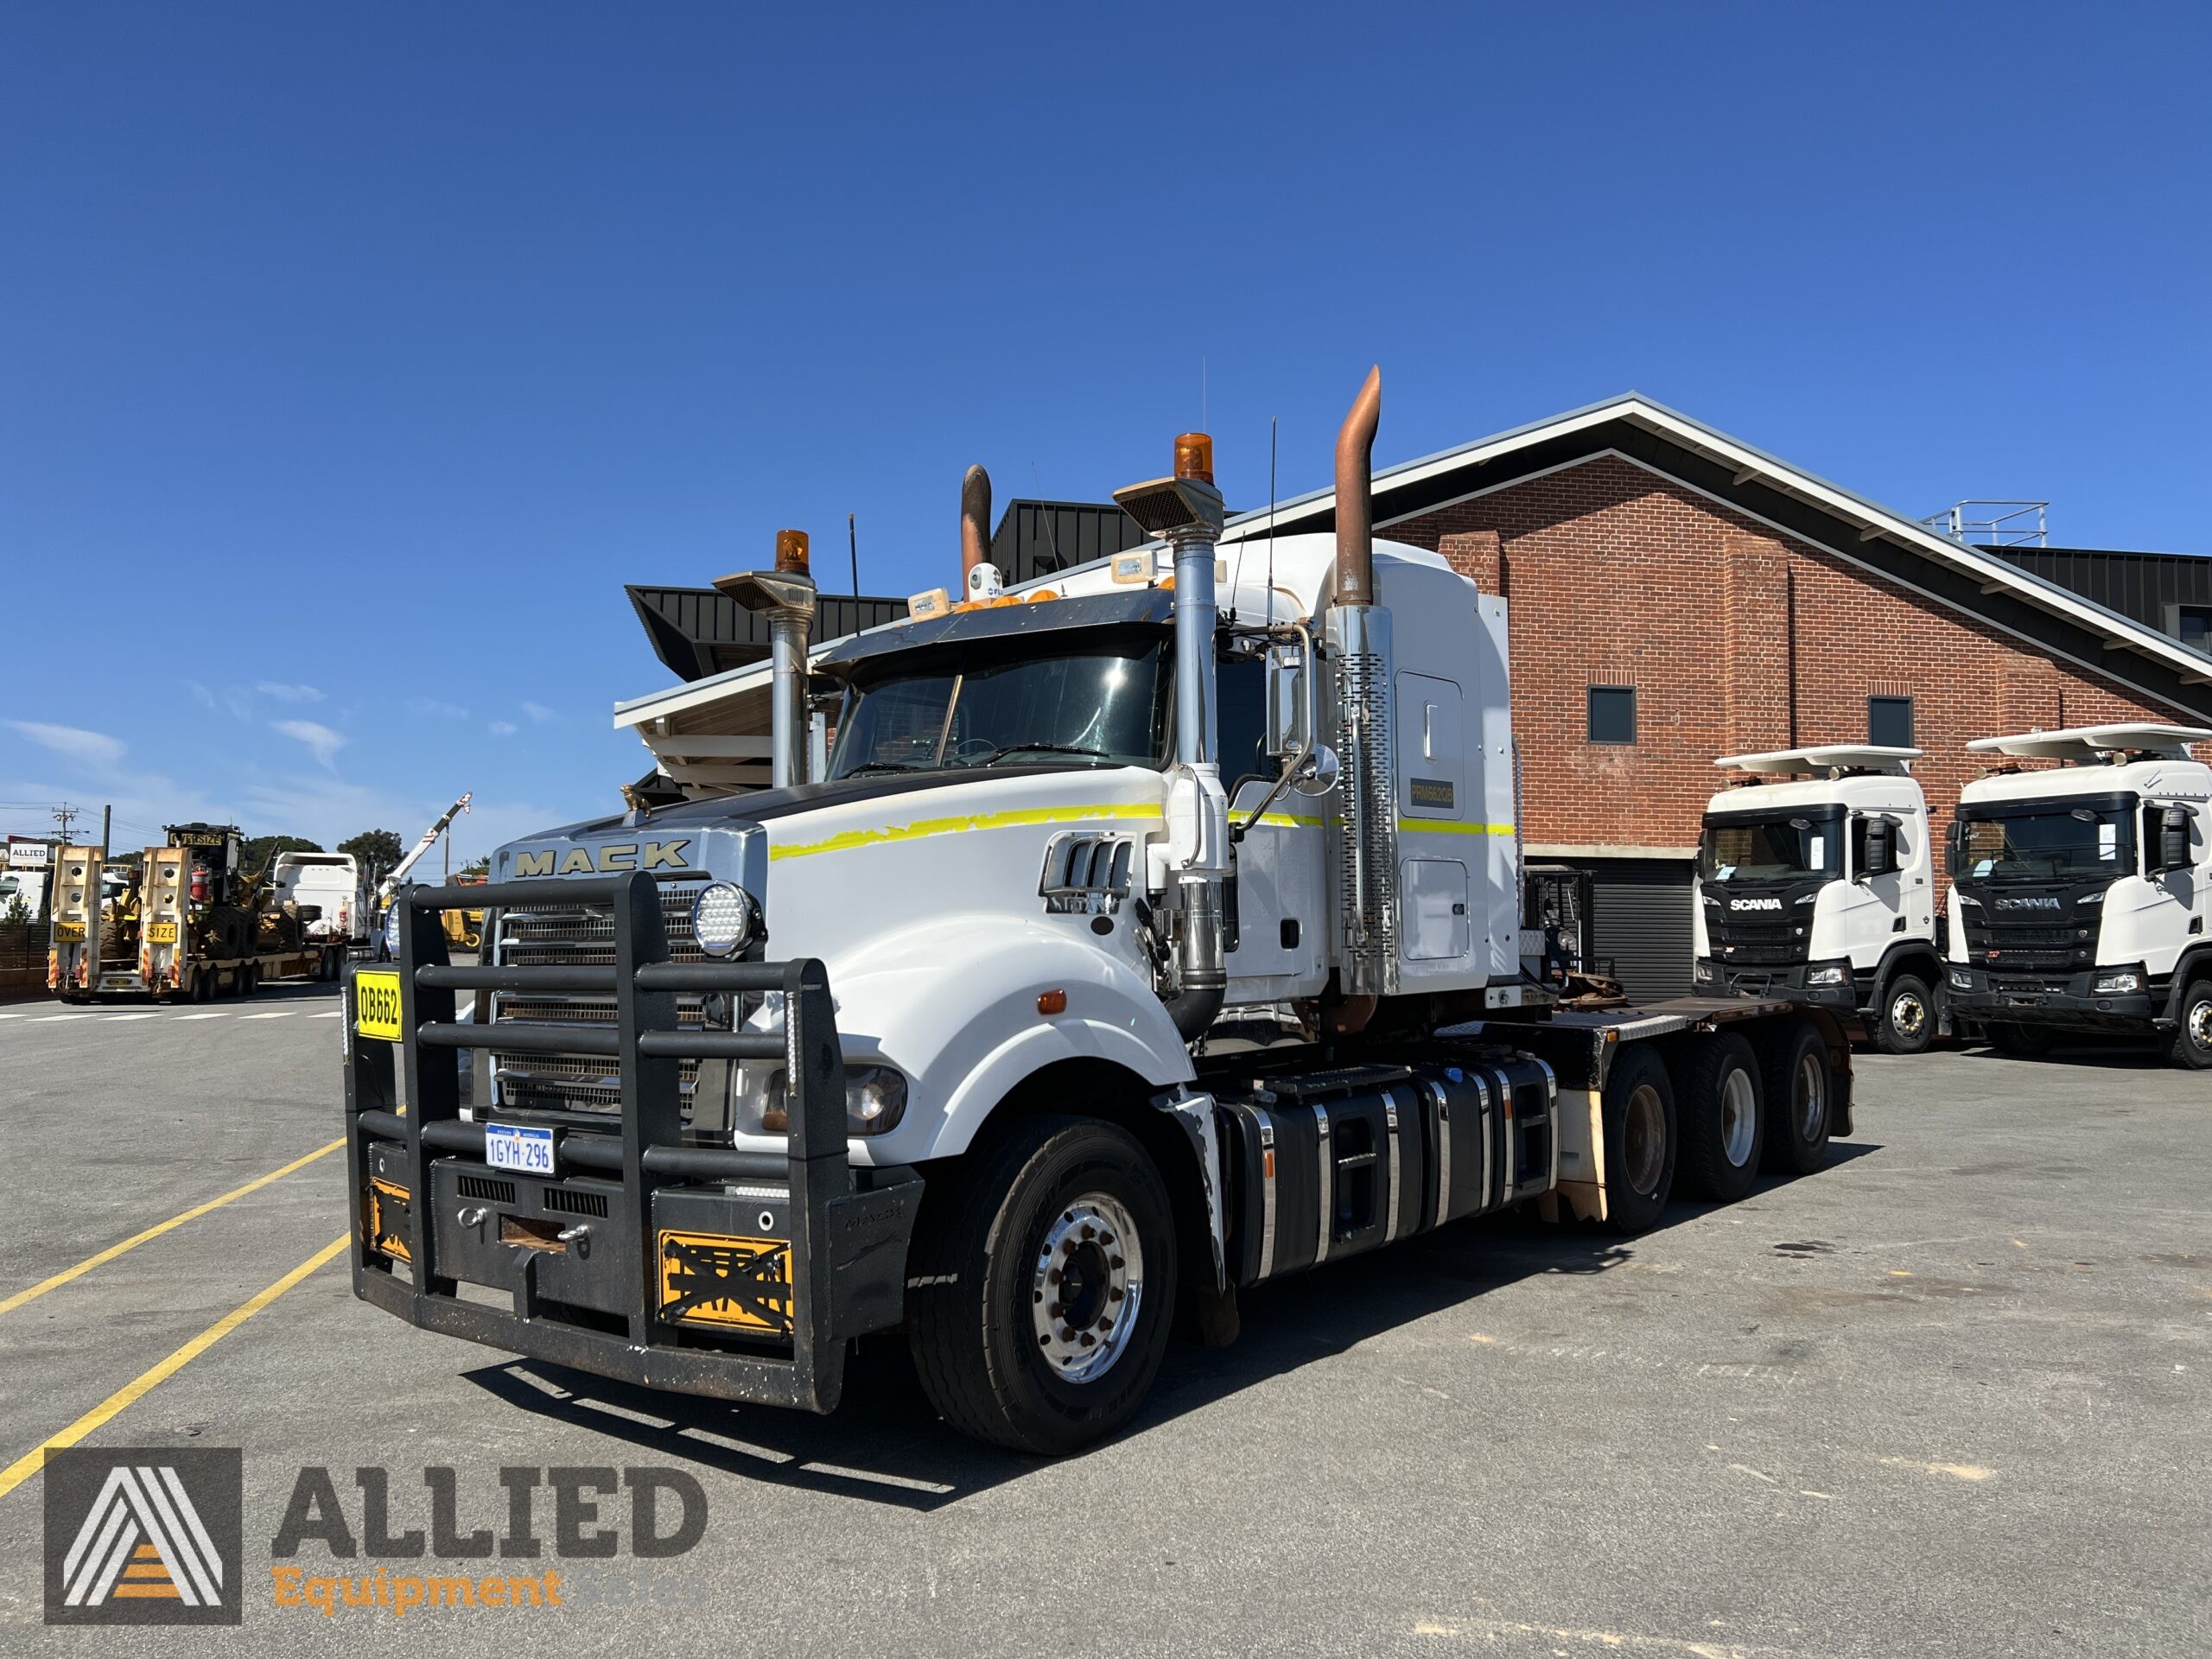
(1756, 1020, 1833, 1177)
(1677, 1033, 1766, 1203)
(1600, 1046, 1678, 1235)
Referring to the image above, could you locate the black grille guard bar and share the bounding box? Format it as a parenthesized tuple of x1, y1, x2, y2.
(342, 872, 919, 1414)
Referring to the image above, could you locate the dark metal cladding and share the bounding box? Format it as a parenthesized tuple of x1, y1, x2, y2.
(626, 586, 909, 683)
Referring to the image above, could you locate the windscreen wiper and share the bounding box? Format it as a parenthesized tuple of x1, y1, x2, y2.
(955, 742, 1116, 768)
(842, 760, 931, 777)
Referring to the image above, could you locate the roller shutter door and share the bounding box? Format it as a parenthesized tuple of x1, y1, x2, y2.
(1578, 857, 1695, 1001)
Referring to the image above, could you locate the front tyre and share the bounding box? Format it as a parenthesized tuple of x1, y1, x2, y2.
(1873, 973, 1936, 1056)
(907, 1116, 1177, 1455)
(2167, 979, 2212, 1071)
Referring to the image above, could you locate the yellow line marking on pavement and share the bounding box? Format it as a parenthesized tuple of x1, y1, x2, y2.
(0, 1137, 345, 1318)
(0, 1234, 348, 1502)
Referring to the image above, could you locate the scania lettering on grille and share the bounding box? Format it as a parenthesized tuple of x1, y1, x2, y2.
(1730, 897, 1783, 912)
(1995, 896, 2062, 911)
(511, 840, 690, 878)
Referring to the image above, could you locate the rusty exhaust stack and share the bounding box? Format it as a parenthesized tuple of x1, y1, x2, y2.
(961, 465, 995, 596)
(714, 529, 818, 791)
(1324, 365, 1398, 998)
(1333, 365, 1382, 607)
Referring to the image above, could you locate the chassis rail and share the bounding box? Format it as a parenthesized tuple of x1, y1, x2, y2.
(342, 872, 918, 1414)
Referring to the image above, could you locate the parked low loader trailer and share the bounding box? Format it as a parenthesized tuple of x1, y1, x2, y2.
(50, 824, 346, 1001)
(1694, 747, 1945, 1053)
(341, 373, 1853, 1452)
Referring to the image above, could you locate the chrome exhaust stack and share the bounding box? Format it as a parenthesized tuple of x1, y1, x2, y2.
(1114, 435, 1230, 1039)
(1325, 367, 1399, 997)
(715, 530, 818, 790)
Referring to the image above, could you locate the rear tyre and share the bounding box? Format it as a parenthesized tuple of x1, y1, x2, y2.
(907, 1116, 1177, 1455)
(1985, 1021, 2055, 1058)
(1676, 1033, 1765, 1204)
(1873, 973, 1936, 1056)
(2166, 979, 2212, 1071)
(1756, 1020, 1833, 1177)
(1599, 1046, 1677, 1234)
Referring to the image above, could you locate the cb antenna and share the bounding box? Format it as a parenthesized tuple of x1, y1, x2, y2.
(1265, 415, 1278, 628)
(848, 512, 859, 598)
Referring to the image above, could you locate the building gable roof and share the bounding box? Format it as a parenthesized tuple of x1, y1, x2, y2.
(1216, 393, 2212, 721)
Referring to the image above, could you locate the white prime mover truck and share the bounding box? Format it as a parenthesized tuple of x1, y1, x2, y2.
(343, 374, 1855, 1452)
(1694, 747, 1943, 1054)
(271, 850, 369, 949)
(1945, 725, 2212, 1067)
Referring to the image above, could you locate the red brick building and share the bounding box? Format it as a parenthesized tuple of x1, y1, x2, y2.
(1218, 397, 2211, 993)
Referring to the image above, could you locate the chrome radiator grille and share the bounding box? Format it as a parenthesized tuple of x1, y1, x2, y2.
(490, 876, 709, 1117)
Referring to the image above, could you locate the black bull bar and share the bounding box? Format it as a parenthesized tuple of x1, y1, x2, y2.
(343, 873, 919, 1414)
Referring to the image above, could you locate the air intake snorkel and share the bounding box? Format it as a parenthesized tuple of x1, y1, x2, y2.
(715, 530, 819, 791)
(1114, 435, 1230, 1041)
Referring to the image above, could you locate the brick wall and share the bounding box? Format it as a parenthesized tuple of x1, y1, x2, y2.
(1402, 454, 2172, 853)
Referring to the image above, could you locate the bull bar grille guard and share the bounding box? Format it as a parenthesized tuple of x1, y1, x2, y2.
(343, 871, 918, 1414)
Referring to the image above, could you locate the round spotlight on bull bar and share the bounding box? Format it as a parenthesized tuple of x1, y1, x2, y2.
(690, 881, 758, 958)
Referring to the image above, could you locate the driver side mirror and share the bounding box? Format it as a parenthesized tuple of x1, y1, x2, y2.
(1265, 645, 1309, 759)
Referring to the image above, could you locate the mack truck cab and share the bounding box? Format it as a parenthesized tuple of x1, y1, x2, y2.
(341, 372, 1853, 1453)
(1693, 747, 1942, 1053)
(1945, 725, 2212, 1067)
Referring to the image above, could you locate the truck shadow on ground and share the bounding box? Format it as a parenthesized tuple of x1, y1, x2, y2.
(1949, 1037, 2172, 1071)
(459, 1152, 1883, 1510)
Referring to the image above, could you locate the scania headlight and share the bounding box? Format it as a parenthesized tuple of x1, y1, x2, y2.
(1948, 967, 1974, 991)
(1806, 962, 1849, 987)
(690, 882, 760, 958)
(1693, 959, 1718, 986)
(2093, 967, 2144, 995)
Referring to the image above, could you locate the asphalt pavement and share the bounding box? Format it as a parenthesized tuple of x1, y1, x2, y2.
(1, 993, 2206, 1657)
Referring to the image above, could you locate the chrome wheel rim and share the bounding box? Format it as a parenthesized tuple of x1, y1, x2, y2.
(1031, 1192, 1143, 1385)
(1796, 1051, 1826, 1141)
(1624, 1083, 1667, 1195)
(2190, 998, 2212, 1049)
(1719, 1067, 1758, 1167)
(1890, 990, 1927, 1039)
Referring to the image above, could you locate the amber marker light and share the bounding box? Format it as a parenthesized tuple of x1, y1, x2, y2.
(1037, 988, 1068, 1015)
(1173, 432, 1214, 483)
(775, 529, 810, 573)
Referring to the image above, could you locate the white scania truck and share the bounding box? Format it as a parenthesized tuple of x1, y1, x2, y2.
(1945, 725, 2212, 1067)
(1694, 747, 1942, 1054)
(342, 374, 1855, 1452)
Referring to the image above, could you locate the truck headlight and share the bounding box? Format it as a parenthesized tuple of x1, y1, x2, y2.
(382, 904, 402, 959)
(2093, 968, 2144, 995)
(1806, 963, 1849, 987)
(746, 1062, 908, 1136)
(1693, 959, 1718, 987)
(690, 882, 760, 958)
(1948, 967, 1974, 991)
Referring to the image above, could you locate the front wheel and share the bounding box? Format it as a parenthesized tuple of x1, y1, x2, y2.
(2167, 980, 2212, 1070)
(907, 1116, 1178, 1455)
(1873, 973, 1936, 1056)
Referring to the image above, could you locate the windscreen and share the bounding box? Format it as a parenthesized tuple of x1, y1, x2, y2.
(1955, 804, 2134, 881)
(1700, 816, 1840, 882)
(828, 641, 1169, 779)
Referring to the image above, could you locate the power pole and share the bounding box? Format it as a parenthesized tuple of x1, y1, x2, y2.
(53, 802, 77, 850)
(99, 804, 111, 860)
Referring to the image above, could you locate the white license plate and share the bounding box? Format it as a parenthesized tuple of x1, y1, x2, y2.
(484, 1123, 556, 1178)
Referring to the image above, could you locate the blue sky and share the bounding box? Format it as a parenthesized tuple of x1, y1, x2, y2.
(3, 3, 2206, 862)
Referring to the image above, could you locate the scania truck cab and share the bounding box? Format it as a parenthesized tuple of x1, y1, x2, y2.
(1945, 725, 2212, 1067)
(341, 373, 1853, 1453)
(1694, 747, 1941, 1053)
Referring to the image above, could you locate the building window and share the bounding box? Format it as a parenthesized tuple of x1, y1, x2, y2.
(1869, 695, 1914, 749)
(1587, 684, 1637, 745)
(2177, 605, 2212, 655)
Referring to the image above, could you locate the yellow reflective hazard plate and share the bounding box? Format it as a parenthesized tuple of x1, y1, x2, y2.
(353, 969, 404, 1040)
(658, 1229, 792, 1332)
(145, 921, 178, 944)
(54, 921, 85, 943)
